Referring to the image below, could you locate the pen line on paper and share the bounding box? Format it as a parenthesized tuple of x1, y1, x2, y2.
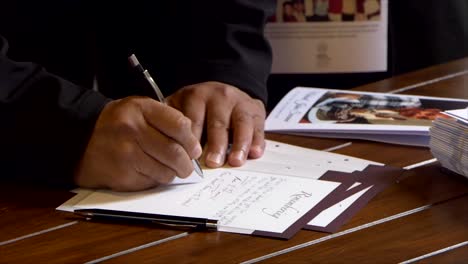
(84, 232, 189, 264)
(0, 221, 78, 246)
(321, 142, 352, 152)
(240, 204, 433, 264)
(388, 69, 468, 94)
(399, 241, 468, 264)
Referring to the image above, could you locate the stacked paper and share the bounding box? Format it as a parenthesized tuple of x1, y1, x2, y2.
(429, 109, 468, 177)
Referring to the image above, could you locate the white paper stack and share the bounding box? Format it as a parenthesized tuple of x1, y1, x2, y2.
(429, 109, 468, 178)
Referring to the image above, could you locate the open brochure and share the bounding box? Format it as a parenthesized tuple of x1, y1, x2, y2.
(265, 87, 468, 146)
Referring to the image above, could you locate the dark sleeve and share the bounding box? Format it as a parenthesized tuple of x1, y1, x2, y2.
(162, 0, 276, 105)
(0, 35, 111, 187)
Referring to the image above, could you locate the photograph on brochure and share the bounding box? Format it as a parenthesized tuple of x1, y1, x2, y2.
(299, 92, 460, 126)
(266, 87, 468, 146)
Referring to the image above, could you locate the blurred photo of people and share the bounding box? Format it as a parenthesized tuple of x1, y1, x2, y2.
(328, 0, 343, 21)
(300, 92, 453, 126)
(270, 0, 381, 23)
(293, 0, 307, 21)
(282, 1, 298, 22)
(309, 0, 330, 21)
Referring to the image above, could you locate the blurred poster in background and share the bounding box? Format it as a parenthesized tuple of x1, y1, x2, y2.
(265, 0, 388, 73)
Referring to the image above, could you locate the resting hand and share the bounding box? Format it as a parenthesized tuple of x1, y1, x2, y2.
(74, 96, 202, 191)
(167, 81, 266, 168)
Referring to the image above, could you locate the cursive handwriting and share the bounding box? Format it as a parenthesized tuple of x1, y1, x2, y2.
(262, 191, 313, 219)
(181, 171, 251, 207)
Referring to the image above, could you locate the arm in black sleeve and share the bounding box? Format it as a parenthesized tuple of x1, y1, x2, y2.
(178, 0, 275, 104)
(0, 35, 111, 187)
(147, 1, 275, 105)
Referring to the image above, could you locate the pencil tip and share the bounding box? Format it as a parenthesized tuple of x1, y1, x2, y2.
(193, 160, 204, 178)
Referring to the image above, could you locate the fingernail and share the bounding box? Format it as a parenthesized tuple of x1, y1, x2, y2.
(250, 145, 264, 157)
(231, 150, 246, 163)
(206, 152, 224, 166)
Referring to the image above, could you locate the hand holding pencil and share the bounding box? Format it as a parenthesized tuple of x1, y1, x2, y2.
(74, 96, 203, 191)
(73, 56, 203, 191)
(128, 54, 203, 177)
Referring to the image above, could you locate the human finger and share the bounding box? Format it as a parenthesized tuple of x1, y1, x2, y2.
(227, 107, 254, 167)
(132, 146, 177, 185)
(178, 95, 206, 142)
(137, 124, 196, 179)
(139, 99, 202, 159)
(248, 100, 266, 159)
(204, 100, 232, 167)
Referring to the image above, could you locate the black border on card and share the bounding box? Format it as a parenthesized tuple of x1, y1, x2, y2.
(303, 165, 404, 233)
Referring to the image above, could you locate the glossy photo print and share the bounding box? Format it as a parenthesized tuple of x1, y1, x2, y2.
(268, 0, 382, 23)
(299, 92, 459, 126)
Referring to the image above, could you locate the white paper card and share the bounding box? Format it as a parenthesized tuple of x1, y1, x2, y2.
(308, 185, 372, 227)
(71, 169, 340, 234)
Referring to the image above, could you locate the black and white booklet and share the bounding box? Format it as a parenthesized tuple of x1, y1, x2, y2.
(266, 87, 468, 146)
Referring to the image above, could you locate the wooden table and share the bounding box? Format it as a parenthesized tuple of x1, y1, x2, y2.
(1, 58, 468, 263)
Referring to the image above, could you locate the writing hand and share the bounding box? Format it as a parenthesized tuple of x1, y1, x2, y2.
(74, 96, 202, 191)
(167, 81, 266, 168)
